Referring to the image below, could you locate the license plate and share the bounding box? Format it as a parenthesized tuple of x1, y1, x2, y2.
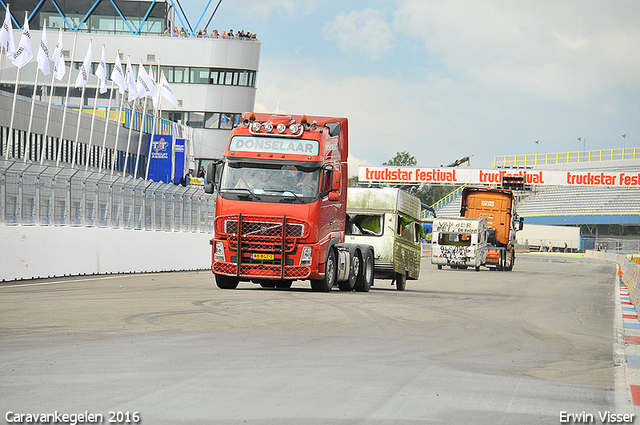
(251, 253, 274, 260)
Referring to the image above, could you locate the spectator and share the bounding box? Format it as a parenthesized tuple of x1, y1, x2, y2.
(203, 29, 208, 36)
(563, 242, 568, 253)
(548, 241, 553, 252)
(172, 26, 179, 36)
(539, 239, 545, 252)
(524, 239, 529, 251)
(196, 28, 203, 37)
(198, 166, 206, 179)
(212, 29, 219, 37)
(221, 30, 227, 38)
(228, 29, 235, 38)
(179, 27, 186, 36)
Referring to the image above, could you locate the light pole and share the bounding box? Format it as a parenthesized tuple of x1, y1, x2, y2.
(535, 140, 539, 157)
(623, 134, 626, 159)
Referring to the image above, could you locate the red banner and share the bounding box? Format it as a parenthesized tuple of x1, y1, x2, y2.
(358, 167, 640, 187)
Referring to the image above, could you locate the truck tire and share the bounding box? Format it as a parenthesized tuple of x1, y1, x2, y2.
(505, 251, 515, 272)
(437, 265, 442, 270)
(216, 274, 239, 289)
(311, 248, 336, 292)
(339, 250, 360, 291)
(355, 248, 374, 292)
(395, 272, 407, 291)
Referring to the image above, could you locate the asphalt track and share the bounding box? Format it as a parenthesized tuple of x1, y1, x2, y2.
(0, 254, 623, 424)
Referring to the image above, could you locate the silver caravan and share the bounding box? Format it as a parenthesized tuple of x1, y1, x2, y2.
(346, 188, 422, 290)
(431, 217, 488, 271)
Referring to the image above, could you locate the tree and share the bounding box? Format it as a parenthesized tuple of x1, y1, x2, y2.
(383, 151, 416, 167)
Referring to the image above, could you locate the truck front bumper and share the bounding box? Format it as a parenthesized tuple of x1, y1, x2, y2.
(213, 261, 311, 280)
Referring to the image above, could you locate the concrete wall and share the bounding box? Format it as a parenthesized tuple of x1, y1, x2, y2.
(1, 225, 212, 281)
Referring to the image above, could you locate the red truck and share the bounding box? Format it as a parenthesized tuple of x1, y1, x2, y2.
(204, 112, 375, 292)
(459, 186, 523, 271)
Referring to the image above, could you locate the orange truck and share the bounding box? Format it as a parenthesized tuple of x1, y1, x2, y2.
(459, 187, 523, 271)
(204, 112, 375, 292)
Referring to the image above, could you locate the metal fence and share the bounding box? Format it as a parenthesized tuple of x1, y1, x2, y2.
(0, 158, 215, 233)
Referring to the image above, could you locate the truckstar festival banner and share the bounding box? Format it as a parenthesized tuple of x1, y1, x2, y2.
(358, 166, 640, 187)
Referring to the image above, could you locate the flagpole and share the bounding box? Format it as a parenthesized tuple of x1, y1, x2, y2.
(6, 10, 31, 161)
(25, 19, 50, 163)
(99, 79, 114, 173)
(5, 66, 22, 160)
(123, 100, 136, 178)
(23, 62, 39, 162)
(41, 26, 62, 165)
(112, 90, 126, 175)
(70, 83, 85, 168)
(145, 58, 162, 180)
(71, 38, 91, 169)
(133, 94, 148, 179)
(56, 32, 78, 167)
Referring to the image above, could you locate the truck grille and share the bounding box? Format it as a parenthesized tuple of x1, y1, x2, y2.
(214, 214, 311, 279)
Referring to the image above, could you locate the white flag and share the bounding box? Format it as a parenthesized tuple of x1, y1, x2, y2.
(126, 56, 137, 101)
(95, 44, 107, 94)
(52, 27, 65, 81)
(0, 5, 15, 58)
(136, 61, 155, 99)
(36, 23, 50, 76)
(160, 71, 179, 107)
(110, 51, 125, 95)
(11, 12, 33, 68)
(74, 41, 92, 87)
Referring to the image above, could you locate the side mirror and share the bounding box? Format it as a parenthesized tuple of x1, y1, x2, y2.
(328, 192, 340, 201)
(204, 161, 221, 194)
(518, 217, 524, 231)
(331, 169, 341, 191)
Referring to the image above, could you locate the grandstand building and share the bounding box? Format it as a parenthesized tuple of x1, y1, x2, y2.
(0, 0, 260, 173)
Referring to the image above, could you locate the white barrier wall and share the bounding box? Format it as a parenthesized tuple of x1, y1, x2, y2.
(1, 225, 212, 281)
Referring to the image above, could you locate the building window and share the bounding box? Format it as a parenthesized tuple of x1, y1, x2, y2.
(220, 113, 234, 130)
(205, 113, 220, 129)
(173, 67, 189, 84)
(187, 112, 205, 128)
(191, 68, 210, 84)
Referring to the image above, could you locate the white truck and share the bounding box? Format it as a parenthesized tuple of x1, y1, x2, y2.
(346, 188, 423, 290)
(431, 217, 488, 271)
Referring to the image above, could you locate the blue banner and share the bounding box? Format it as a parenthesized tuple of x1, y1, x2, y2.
(173, 139, 186, 184)
(147, 135, 173, 183)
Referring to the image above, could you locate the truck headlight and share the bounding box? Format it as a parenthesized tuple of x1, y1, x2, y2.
(300, 246, 313, 265)
(214, 242, 225, 262)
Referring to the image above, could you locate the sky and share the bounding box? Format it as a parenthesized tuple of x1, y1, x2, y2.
(181, 0, 640, 171)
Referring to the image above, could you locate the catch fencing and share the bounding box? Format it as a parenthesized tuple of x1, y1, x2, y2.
(0, 158, 214, 232)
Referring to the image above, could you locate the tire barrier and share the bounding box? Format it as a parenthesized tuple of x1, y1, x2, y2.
(585, 250, 640, 320)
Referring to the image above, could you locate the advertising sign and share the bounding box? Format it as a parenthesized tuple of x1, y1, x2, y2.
(358, 166, 640, 187)
(147, 135, 173, 183)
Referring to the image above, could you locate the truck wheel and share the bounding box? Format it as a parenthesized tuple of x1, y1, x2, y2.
(437, 265, 442, 270)
(475, 266, 480, 272)
(355, 249, 374, 292)
(216, 274, 239, 289)
(505, 251, 515, 272)
(395, 272, 407, 291)
(311, 248, 336, 292)
(339, 250, 360, 291)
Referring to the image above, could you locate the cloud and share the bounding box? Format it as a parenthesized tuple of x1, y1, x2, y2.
(322, 9, 395, 61)
(394, 0, 640, 102)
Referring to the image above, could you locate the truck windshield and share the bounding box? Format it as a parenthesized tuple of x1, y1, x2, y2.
(219, 161, 321, 203)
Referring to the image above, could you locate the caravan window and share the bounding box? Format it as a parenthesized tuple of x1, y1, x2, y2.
(347, 214, 384, 236)
(438, 233, 472, 246)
